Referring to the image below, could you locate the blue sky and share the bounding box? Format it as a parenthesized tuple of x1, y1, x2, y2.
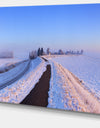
(0, 4, 100, 53)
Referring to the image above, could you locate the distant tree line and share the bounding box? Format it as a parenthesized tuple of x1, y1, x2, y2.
(29, 47, 84, 60)
(65, 49, 84, 55)
(46, 49, 84, 55)
(29, 47, 44, 59)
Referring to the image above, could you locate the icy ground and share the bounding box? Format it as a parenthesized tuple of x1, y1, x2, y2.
(47, 59, 100, 113)
(0, 57, 47, 103)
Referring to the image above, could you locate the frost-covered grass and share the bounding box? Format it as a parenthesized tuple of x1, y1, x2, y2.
(50, 54, 100, 100)
(0, 57, 47, 104)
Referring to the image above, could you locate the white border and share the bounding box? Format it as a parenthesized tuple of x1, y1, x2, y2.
(0, 0, 100, 7)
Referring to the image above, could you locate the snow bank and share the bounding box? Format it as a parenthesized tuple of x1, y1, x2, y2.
(0, 57, 47, 103)
(48, 60, 100, 114)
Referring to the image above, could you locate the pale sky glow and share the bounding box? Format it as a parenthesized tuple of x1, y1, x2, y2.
(0, 4, 100, 54)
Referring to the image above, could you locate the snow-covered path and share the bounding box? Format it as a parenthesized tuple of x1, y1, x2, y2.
(0, 57, 47, 104)
(48, 60, 100, 114)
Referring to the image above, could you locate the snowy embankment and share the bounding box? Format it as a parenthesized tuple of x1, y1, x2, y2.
(0, 57, 47, 104)
(0, 60, 30, 88)
(0, 58, 24, 67)
(0, 58, 23, 73)
(47, 59, 100, 114)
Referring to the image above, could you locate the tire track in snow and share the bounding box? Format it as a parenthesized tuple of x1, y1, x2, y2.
(0, 57, 47, 104)
(0, 60, 31, 90)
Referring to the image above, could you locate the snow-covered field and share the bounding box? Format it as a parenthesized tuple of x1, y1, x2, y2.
(45, 53, 100, 113)
(47, 60, 100, 113)
(0, 52, 100, 113)
(0, 57, 47, 103)
(49, 54, 100, 100)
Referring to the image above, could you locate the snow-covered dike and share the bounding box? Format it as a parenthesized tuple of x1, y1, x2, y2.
(48, 60, 100, 114)
(0, 58, 26, 73)
(0, 60, 29, 87)
(0, 57, 47, 104)
(0, 58, 24, 67)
